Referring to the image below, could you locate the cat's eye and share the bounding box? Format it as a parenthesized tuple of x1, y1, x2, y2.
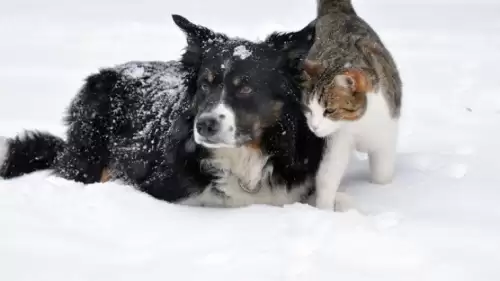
(323, 108, 336, 116)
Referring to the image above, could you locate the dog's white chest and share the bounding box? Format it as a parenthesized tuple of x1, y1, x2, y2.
(179, 147, 309, 207)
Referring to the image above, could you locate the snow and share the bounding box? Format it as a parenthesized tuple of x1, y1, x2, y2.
(0, 136, 8, 165)
(121, 65, 145, 78)
(233, 45, 252, 60)
(1, 0, 500, 280)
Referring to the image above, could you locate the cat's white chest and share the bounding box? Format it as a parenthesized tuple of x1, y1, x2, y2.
(346, 90, 398, 152)
(315, 90, 399, 210)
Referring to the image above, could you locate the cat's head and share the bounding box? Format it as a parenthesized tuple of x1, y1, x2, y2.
(301, 60, 371, 137)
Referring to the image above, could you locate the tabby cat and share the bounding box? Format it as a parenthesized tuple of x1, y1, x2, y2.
(303, 0, 402, 210)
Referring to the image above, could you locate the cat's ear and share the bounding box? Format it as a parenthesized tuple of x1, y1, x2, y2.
(335, 69, 372, 93)
(303, 59, 326, 79)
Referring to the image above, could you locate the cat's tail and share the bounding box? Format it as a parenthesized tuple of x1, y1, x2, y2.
(317, 0, 356, 17)
(0, 131, 65, 179)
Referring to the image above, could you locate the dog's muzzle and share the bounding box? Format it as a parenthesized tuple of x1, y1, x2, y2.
(196, 116, 220, 138)
(193, 104, 237, 148)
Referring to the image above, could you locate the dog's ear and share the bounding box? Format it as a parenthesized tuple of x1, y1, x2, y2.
(265, 19, 316, 54)
(265, 19, 316, 71)
(172, 14, 227, 67)
(172, 15, 217, 46)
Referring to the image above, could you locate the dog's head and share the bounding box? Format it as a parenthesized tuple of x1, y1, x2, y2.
(173, 15, 315, 149)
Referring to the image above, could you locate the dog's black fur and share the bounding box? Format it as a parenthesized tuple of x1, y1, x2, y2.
(0, 15, 325, 206)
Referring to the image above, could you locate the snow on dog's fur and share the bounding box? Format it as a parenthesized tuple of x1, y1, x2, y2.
(0, 15, 326, 208)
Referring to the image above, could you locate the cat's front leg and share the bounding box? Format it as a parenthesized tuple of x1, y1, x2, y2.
(316, 131, 353, 210)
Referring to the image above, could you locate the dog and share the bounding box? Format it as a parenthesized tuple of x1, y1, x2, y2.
(0, 15, 326, 208)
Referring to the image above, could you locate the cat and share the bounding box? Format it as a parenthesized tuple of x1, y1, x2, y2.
(302, 0, 402, 210)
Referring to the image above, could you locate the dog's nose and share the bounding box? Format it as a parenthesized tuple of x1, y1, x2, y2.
(196, 117, 220, 138)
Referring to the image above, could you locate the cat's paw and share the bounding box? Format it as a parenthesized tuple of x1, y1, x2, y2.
(315, 196, 336, 210)
(370, 172, 394, 185)
(334, 192, 355, 212)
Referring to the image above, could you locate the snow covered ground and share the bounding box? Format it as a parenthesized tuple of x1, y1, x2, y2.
(1, 0, 500, 280)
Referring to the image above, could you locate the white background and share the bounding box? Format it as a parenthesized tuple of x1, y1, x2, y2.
(1, 0, 500, 280)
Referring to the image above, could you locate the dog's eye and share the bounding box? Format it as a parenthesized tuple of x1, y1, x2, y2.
(200, 82, 210, 92)
(238, 86, 253, 97)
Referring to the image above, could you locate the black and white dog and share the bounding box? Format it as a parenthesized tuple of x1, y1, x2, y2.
(0, 15, 326, 207)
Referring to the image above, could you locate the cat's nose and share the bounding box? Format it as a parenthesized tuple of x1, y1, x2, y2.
(308, 122, 320, 132)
